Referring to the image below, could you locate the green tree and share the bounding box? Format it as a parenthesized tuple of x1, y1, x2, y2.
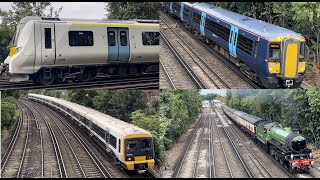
(105, 2, 160, 20)
(0, 2, 51, 61)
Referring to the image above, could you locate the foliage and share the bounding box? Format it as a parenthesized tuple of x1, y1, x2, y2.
(105, 2, 160, 20)
(1, 92, 19, 129)
(202, 93, 218, 101)
(226, 89, 320, 147)
(0, 2, 53, 61)
(131, 89, 202, 165)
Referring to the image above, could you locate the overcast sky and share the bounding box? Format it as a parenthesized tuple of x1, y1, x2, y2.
(0, 2, 108, 19)
(200, 89, 227, 96)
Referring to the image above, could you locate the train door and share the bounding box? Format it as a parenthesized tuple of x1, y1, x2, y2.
(40, 23, 56, 65)
(229, 25, 239, 58)
(200, 12, 206, 35)
(170, 2, 173, 13)
(107, 28, 130, 61)
(180, 3, 184, 20)
(105, 128, 110, 151)
(282, 39, 299, 78)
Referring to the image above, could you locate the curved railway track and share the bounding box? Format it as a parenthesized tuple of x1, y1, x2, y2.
(0, 75, 159, 90)
(27, 100, 111, 178)
(160, 11, 261, 89)
(160, 16, 231, 89)
(27, 98, 155, 178)
(1, 103, 29, 178)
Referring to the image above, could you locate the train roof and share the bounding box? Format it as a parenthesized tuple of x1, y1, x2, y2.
(28, 93, 151, 137)
(222, 104, 262, 124)
(185, 2, 304, 41)
(20, 16, 159, 25)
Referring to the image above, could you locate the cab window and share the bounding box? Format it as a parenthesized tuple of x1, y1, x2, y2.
(141, 139, 151, 149)
(269, 43, 280, 60)
(299, 43, 305, 59)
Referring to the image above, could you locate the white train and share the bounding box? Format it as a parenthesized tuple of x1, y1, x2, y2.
(28, 93, 155, 173)
(1, 17, 160, 85)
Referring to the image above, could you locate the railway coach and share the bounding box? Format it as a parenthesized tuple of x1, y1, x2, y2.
(221, 103, 315, 173)
(163, 2, 308, 88)
(1, 16, 160, 85)
(28, 93, 155, 173)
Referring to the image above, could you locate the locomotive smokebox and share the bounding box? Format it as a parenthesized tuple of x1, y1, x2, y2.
(285, 133, 307, 153)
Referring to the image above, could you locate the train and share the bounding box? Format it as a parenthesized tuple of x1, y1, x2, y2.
(28, 93, 155, 173)
(162, 2, 308, 89)
(220, 102, 315, 173)
(0, 16, 160, 85)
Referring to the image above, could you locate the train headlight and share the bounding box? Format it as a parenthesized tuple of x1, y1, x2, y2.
(290, 154, 294, 160)
(15, 46, 23, 54)
(309, 153, 312, 158)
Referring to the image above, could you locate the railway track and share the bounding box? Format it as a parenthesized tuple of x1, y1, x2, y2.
(215, 106, 273, 178)
(29, 98, 155, 178)
(171, 114, 204, 177)
(29, 100, 111, 178)
(160, 58, 176, 89)
(160, 16, 231, 89)
(160, 11, 261, 89)
(160, 38, 197, 89)
(1, 103, 28, 178)
(213, 102, 318, 178)
(20, 100, 65, 178)
(0, 75, 159, 90)
(210, 106, 251, 178)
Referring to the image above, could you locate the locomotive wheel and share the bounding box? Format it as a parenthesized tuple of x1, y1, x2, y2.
(279, 156, 284, 165)
(77, 69, 92, 83)
(37, 70, 56, 86)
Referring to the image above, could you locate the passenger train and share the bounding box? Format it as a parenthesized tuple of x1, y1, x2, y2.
(162, 2, 308, 88)
(28, 93, 155, 173)
(1, 17, 160, 85)
(220, 102, 314, 173)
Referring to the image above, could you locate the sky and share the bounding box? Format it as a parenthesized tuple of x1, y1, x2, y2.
(0, 2, 108, 20)
(199, 89, 227, 96)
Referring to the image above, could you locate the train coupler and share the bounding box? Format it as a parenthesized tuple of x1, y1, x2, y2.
(136, 164, 147, 174)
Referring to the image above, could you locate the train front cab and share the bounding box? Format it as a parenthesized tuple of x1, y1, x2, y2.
(261, 36, 307, 88)
(122, 134, 155, 173)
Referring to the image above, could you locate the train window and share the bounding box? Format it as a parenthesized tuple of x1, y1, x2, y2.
(205, 17, 230, 41)
(269, 43, 280, 59)
(299, 43, 305, 59)
(118, 139, 121, 153)
(193, 12, 201, 24)
(44, 28, 52, 49)
(120, 31, 127, 46)
(237, 34, 253, 55)
(173, 2, 180, 11)
(183, 8, 190, 17)
(105, 131, 109, 143)
(126, 140, 137, 150)
(69, 31, 94, 46)
(141, 139, 151, 149)
(108, 31, 116, 46)
(110, 135, 116, 148)
(142, 32, 160, 45)
(92, 123, 105, 138)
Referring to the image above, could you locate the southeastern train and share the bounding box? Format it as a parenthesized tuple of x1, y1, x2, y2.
(28, 93, 155, 173)
(162, 2, 308, 88)
(220, 102, 314, 173)
(0, 16, 160, 85)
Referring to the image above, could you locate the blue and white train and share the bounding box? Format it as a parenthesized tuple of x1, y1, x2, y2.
(162, 2, 307, 88)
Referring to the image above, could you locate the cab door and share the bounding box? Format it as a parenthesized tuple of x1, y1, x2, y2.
(41, 23, 56, 65)
(107, 27, 130, 61)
